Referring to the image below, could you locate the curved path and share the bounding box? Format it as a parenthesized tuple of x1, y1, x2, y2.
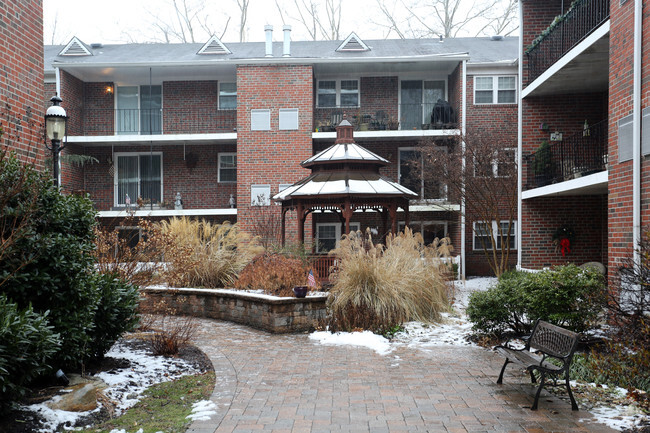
(187, 318, 616, 433)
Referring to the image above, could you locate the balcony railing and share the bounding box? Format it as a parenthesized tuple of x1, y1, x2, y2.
(525, 119, 608, 190)
(65, 108, 237, 136)
(526, 0, 609, 84)
(313, 102, 457, 132)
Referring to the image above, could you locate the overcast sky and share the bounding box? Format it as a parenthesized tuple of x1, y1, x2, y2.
(43, 0, 518, 46)
(44, 0, 396, 45)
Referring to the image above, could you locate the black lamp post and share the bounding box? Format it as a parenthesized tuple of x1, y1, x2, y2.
(45, 95, 68, 189)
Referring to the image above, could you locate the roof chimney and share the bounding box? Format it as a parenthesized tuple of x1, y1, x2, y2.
(265, 25, 273, 57)
(283, 25, 291, 57)
(439, 34, 444, 42)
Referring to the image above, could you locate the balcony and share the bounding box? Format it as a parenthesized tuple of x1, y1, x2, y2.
(525, 119, 607, 190)
(526, 0, 609, 85)
(313, 102, 457, 132)
(66, 107, 237, 136)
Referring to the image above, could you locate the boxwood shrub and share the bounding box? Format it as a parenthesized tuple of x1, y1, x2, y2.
(466, 265, 606, 336)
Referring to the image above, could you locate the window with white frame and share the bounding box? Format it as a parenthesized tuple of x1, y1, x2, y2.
(219, 82, 237, 110)
(398, 221, 448, 245)
(473, 147, 517, 177)
(316, 222, 361, 253)
(251, 184, 271, 206)
(116, 85, 162, 135)
(279, 108, 299, 130)
(398, 147, 447, 201)
(317, 79, 359, 108)
(114, 153, 162, 206)
(251, 109, 271, 131)
(218, 153, 236, 182)
(474, 76, 516, 104)
(473, 221, 517, 251)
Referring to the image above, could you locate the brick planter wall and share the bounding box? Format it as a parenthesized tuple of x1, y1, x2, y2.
(139, 287, 328, 333)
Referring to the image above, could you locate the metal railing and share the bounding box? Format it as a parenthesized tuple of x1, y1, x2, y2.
(400, 102, 457, 130)
(526, 0, 609, 84)
(525, 119, 608, 189)
(65, 108, 237, 136)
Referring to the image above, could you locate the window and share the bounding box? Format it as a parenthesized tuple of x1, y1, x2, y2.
(398, 147, 447, 201)
(473, 148, 517, 177)
(114, 153, 162, 206)
(219, 82, 237, 110)
(279, 108, 299, 130)
(251, 185, 271, 206)
(473, 221, 517, 251)
(400, 80, 446, 129)
(474, 76, 516, 104)
(251, 109, 271, 131)
(316, 222, 360, 253)
(218, 153, 236, 183)
(116, 85, 162, 135)
(399, 221, 448, 245)
(317, 79, 359, 108)
(117, 226, 141, 253)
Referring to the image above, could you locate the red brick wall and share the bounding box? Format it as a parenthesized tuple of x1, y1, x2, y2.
(0, 0, 45, 167)
(607, 0, 637, 281)
(81, 144, 235, 211)
(59, 70, 84, 136)
(521, 195, 607, 268)
(163, 81, 236, 133)
(236, 65, 313, 242)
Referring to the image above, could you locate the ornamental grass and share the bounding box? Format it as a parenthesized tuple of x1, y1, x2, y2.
(326, 227, 453, 334)
(158, 218, 263, 288)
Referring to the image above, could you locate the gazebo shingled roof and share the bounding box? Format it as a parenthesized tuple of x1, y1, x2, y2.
(273, 120, 418, 247)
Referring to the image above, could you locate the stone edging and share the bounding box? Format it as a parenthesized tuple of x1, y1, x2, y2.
(138, 287, 328, 333)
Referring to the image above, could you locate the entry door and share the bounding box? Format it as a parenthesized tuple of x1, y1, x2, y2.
(400, 81, 422, 130)
(116, 86, 139, 135)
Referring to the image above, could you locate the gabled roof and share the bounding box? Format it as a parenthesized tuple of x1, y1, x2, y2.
(58, 36, 93, 56)
(197, 35, 232, 55)
(336, 32, 370, 52)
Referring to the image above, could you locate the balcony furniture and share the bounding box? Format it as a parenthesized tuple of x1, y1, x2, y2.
(495, 319, 579, 411)
(431, 99, 454, 127)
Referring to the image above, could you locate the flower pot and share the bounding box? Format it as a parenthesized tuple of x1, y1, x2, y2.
(293, 286, 309, 298)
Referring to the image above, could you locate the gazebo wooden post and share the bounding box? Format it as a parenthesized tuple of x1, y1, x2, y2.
(297, 202, 305, 244)
(389, 203, 398, 234)
(281, 206, 287, 247)
(381, 208, 388, 242)
(343, 198, 351, 235)
(404, 201, 410, 228)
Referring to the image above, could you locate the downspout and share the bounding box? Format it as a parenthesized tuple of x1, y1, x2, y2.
(633, 0, 642, 265)
(55, 67, 61, 97)
(461, 59, 467, 279)
(517, 0, 523, 269)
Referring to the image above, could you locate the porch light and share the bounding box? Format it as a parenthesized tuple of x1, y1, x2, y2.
(45, 95, 68, 189)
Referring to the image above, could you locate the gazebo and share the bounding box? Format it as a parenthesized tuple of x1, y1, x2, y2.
(273, 120, 418, 247)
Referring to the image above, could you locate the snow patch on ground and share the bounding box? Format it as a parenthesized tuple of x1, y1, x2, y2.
(309, 330, 393, 355)
(186, 399, 218, 421)
(22, 339, 202, 433)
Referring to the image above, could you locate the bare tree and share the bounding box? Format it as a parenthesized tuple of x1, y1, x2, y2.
(235, 0, 251, 42)
(276, 0, 342, 41)
(415, 129, 517, 277)
(375, 0, 518, 38)
(147, 0, 231, 43)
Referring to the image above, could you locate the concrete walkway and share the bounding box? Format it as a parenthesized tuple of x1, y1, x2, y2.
(187, 318, 617, 433)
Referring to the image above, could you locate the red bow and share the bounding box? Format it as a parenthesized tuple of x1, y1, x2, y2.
(560, 238, 571, 256)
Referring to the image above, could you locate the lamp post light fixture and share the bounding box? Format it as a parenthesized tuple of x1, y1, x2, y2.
(45, 95, 68, 189)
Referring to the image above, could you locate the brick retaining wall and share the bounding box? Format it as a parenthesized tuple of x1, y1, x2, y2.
(139, 287, 327, 333)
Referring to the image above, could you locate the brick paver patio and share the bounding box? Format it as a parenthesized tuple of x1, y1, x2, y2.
(187, 318, 617, 433)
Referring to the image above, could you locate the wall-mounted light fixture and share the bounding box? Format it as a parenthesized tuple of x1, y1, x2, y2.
(105, 85, 113, 95)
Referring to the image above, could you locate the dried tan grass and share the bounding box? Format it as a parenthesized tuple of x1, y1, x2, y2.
(158, 218, 263, 288)
(327, 227, 453, 333)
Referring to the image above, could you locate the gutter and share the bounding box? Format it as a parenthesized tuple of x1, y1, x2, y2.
(517, 0, 523, 270)
(461, 59, 467, 279)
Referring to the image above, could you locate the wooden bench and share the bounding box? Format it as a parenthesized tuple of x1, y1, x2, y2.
(495, 319, 579, 411)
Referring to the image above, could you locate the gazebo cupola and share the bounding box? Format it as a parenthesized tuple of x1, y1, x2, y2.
(273, 120, 418, 247)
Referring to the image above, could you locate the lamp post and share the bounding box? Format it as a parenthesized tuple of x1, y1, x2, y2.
(45, 95, 68, 189)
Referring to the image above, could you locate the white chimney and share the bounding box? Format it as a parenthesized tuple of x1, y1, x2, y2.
(283, 25, 291, 57)
(265, 25, 273, 57)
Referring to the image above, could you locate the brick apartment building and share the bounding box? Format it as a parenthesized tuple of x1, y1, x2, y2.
(518, 0, 646, 281)
(0, 0, 45, 167)
(44, 29, 518, 276)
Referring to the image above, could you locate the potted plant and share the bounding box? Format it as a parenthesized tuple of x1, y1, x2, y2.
(532, 140, 552, 187)
(387, 117, 399, 130)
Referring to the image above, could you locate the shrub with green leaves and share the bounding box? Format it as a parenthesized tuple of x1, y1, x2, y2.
(88, 273, 140, 360)
(466, 265, 606, 336)
(0, 295, 60, 407)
